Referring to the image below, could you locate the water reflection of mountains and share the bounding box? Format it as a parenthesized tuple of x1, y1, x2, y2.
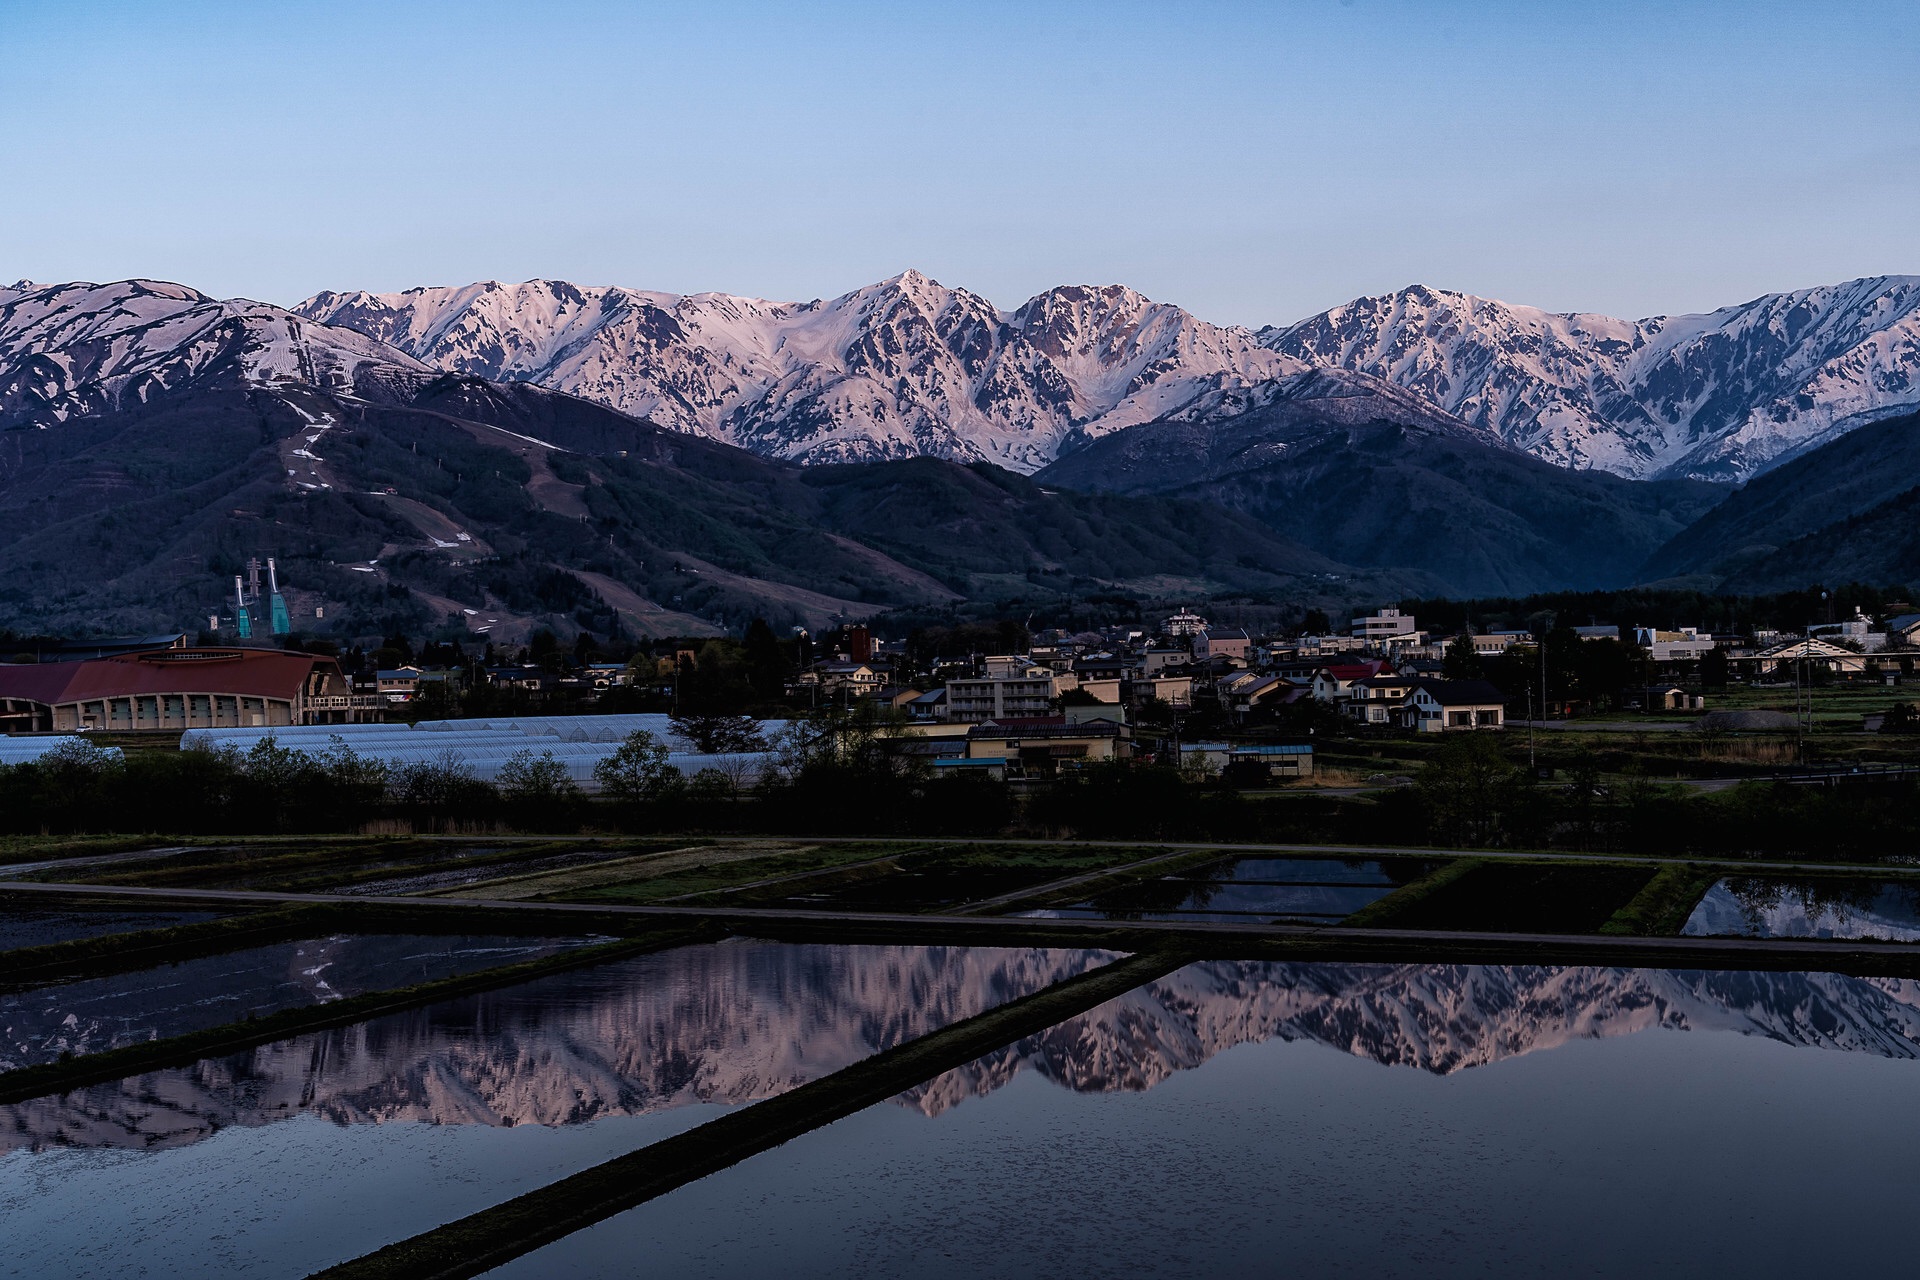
(10, 943, 1920, 1152)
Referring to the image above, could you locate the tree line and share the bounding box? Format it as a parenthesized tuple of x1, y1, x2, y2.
(4, 718, 1917, 861)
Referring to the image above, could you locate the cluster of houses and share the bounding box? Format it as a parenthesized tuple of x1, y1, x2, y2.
(11, 597, 1920, 794)
(370, 659, 640, 705)
(809, 607, 1508, 738)
(779, 608, 1530, 783)
(785, 602, 1920, 780)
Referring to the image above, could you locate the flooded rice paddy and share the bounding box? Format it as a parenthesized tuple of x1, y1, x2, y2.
(0, 905, 228, 950)
(1025, 855, 1430, 924)
(0, 934, 590, 1069)
(501, 959, 1920, 1279)
(10, 924, 1920, 1277)
(1684, 876, 1920, 940)
(0, 940, 1108, 1278)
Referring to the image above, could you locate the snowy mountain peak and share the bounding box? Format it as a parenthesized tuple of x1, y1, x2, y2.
(0, 279, 429, 428)
(1266, 275, 1920, 480)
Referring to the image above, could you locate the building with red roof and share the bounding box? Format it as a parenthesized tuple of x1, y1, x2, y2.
(0, 648, 382, 734)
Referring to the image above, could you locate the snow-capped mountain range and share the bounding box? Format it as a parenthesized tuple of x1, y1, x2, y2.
(295, 272, 1325, 472)
(1264, 276, 1920, 480)
(8, 270, 1920, 484)
(293, 271, 1920, 482)
(11, 949, 1920, 1155)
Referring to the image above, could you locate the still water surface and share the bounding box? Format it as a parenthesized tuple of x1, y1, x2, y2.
(0, 940, 1107, 1278)
(0, 933, 589, 1069)
(1026, 855, 1427, 923)
(1685, 876, 1920, 940)
(503, 959, 1920, 1279)
(0, 905, 226, 950)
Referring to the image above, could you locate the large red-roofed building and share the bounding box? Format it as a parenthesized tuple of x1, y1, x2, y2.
(0, 648, 383, 734)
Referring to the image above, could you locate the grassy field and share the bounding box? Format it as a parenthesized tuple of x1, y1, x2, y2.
(554, 841, 1162, 912)
(1351, 861, 1658, 934)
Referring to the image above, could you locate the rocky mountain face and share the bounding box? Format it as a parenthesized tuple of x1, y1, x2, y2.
(10, 271, 1920, 616)
(298, 272, 1920, 484)
(0, 279, 429, 429)
(0, 280, 1383, 637)
(1264, 276, 1920, 481)
(12, 950, 1920, 1154)
(295, 273, 1355, 472)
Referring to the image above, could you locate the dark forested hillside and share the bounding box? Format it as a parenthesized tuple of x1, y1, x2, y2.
(1639, 408, 1920, 591)
(0, 371, 1420, 640)
(1037, 394, 1726, 598)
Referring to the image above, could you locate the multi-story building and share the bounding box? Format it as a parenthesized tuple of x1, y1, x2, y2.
(1191, 628, 1251, 664)
(1470, 632, 1527, 657)
(1632, 626, 1717, 662)
(946, 664, 1058, 723)
(1351, 608, 1418, 644)
(1164, 607, 1210, 637)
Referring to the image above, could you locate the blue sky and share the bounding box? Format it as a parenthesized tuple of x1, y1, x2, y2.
(3, 0, 1917, 324)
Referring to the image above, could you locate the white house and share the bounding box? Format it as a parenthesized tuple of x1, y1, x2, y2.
(1405, 679, 1506, 732)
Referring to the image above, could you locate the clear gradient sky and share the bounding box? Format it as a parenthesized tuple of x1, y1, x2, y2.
(3, 0, 1917, 325)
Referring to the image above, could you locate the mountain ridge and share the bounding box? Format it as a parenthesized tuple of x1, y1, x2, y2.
(295, 271, 1344, 473)
(0, 279, 1410, 636)
(1263, 275, 1920, 481)
(296, 270, 1920, 484)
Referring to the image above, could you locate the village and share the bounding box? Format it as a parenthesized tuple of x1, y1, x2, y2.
(12, 594, 1915, 798)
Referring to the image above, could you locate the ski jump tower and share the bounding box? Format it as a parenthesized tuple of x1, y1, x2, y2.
(228, 560, 292, 639)
(267, 559, 292, 637)
(233, 576, 253, 639)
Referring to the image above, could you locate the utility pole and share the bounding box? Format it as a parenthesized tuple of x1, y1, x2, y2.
(1526, 680, 1536, 773)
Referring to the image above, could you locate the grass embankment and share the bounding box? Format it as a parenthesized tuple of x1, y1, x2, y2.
(549, 840, 1028, 908)
(962, 846, 1223, 914)
(2, 904, 308, 988)
(0, 834, 209, 867)
(1375, 861, 1658, 934)
(10, 836, 430, 887)
(245, 838, 692, 895)
(16, 836, 601, 892)
(555, 840, 927, 905)
(308, 949, 1192, 1280)
(0, 923, 718, 1106)
(1600, 865, 1718, 936)
(686, 843, 1175, 913)
(1340, 858, 1480, 928)
(558, 841, 1185, 915)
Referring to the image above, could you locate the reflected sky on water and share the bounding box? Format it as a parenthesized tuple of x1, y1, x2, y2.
(1685, 877, 1920, 941)
(0, 941, 1109, 1279)
(505, 958, 1920, 1279)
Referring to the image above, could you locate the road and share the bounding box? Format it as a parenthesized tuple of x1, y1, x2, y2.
(1510, 719, 1696, 733)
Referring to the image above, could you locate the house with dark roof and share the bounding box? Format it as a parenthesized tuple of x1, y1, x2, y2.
(1885, 614, 1920, 647)
(964, 716, 1131, 778)
(1404, 679, 1507, 732)
(1345, 673, 1419, 725)
(1309, 661, 1389, 702)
